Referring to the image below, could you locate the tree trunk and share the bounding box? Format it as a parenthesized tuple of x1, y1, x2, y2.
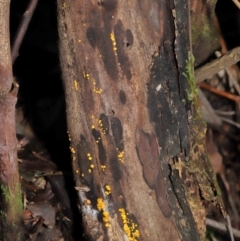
(0, 1, 23, 240)
(57, 1, 224, 240)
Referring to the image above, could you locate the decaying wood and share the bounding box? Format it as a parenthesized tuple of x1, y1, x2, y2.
(190, 0, 219, 66)
(0, 0, 23, 240)
(57, 0, 225, 240)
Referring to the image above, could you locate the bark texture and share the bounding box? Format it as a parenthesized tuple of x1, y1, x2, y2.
(57, 1, 224, 240)
(0, 0, 23, 240)
(190, 0, 219, 66)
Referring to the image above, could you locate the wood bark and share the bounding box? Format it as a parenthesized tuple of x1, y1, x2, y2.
(0, 0, 23, 240)
(190, 0, 219, 66)
(57, 1, 224, 240)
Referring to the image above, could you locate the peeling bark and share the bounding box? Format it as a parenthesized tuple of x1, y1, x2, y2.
(57, 1, 224, 240)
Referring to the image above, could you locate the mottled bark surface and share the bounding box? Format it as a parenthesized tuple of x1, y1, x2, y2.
(0, 0, 23, 240)
(190, 0, 219, 66)
(57, 1, 224, 240)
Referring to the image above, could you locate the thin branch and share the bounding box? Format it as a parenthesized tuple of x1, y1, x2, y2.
(206, 218, 240, 239)
(232, 0, 240, 9)
(220, 117, 240, 128)
(11, 0, 38, 64)
(199, 82, 240, 104)
(227, 215, 235, 241)
(214, 110, 235, 116)
(195, 46, 240, 83)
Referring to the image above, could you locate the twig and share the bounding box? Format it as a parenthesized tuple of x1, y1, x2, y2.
(225, 66, 240, 95)
(206, 218, 240, 238)
(199, 82, 240, 104)
(11, 0, 38, 64)
(232, 0, 240, 9)
(220, 117, 240, 128)
(215, 110, 235, 116)
(227, 215, 235, 241)
(195, 46, 240, 83)
(30, 216, 45, 241)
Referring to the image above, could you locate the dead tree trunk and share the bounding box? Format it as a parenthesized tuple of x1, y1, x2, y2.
(57, 1, 225, 240)
(0, 1, 23, 240)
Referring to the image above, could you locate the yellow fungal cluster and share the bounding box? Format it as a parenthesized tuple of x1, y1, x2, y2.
(103, 211, 110, 227)
(101, 165, 106, 172)
(97, 198, 105, 211)
(97, 198, 111, 227)
(90, 117, 107, 141)
(68, 133, 77, 162)
(62, 2, 66, 10)
(70, 146, 76, 154)
(110, 33, 117, 55)
(96, 136, 101, 144)
(83, 72, 102, 94)
(105, 185, 111, 195)
(92, 79, 103, 94)
(98, 119, 107, 134)
(117, 151, 124, 163)
(83, 72, 90, 80)
(119, 208, 140, 241)
(74, 80, 79, 90)
(87, 153, 93, 161)
(87, 153, 94, 173)
(67, 131, 71, 141)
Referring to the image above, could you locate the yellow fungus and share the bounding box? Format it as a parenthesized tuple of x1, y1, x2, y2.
(88, 169, 92, 173)
(110, 32, 117, 55)
(90, 164, 94, 168)
(119, 208, 140, 241)
(105, 185, 111, 191)
(105, 223, 110, 228)
(74, 80, 78, 90)
(105, 185, 111, 195)
(103, 211, 109, 223)
(97, 198, 105, 211)
(75, 170, 79, 174)
(117, 151, 124, 163)
(70, 147, 76, 154)
(101, 165, 106, 171)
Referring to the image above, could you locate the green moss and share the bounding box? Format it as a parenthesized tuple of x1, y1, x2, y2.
(184, 52, 197, 102)
(0, 182, 23, 216)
